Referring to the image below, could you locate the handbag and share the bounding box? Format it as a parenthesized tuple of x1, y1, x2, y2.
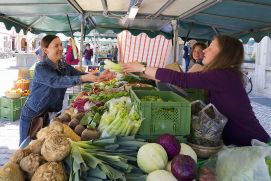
(27, 112, 50, 139)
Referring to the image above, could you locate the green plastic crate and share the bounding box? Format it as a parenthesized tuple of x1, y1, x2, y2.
(130, 86, 158, 91)
(0, 97, 22, 109)
(185, 89, 205, 102)
(130, 90, 191, 138)
(0, 107, 21, 121)
(20, 96, 27, 106)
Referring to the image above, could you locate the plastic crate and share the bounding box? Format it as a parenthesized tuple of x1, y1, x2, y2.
(130, 90, 191, 138)
(0, 107, 21, 121)
(20, 96, 27, 106)
(0, 97, 22, 109)
(185, 89, 205, 102)
(130, 86, 158, 91)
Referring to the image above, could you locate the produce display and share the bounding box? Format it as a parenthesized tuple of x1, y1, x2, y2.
(1, 73, 271, 181)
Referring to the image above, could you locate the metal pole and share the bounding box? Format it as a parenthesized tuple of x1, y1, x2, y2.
(172, 20, 178, 63)
(79, 14, 85, 91)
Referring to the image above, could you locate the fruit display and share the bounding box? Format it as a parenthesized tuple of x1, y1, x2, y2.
(15, 79, 30, 90)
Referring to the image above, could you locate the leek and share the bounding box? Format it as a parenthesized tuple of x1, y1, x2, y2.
(104, 60, 122, 73)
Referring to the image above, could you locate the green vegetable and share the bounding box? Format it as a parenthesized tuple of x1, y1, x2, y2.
(137, 143, 168, 173)
(104, 60, 122, 73)
(66, 136, 147, 181)
(141, 96, 164, 102)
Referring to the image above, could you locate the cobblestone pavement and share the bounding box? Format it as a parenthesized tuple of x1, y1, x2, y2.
(251, 102, 271, 136)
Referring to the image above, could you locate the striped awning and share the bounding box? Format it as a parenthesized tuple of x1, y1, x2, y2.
(117, 30, 173, 67)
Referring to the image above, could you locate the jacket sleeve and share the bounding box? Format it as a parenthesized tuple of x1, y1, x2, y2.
(33, 63, 82, 88)
(155, 68, 227, 91)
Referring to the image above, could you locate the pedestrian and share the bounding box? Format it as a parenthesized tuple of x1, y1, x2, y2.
(183, 42, 191, 72)
(65, 38, 79, 65)
(19, 35, 114, 144)
(83, 43, 93, 65)
(34, 42, 43, 61)
(122, 35, 270, 146)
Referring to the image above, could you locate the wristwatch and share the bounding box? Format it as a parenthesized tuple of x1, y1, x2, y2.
(141, 63, 147, 73)
(141, 66, 146, 73)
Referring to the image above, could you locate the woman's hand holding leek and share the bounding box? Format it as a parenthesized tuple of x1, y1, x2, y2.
(121, 62, 145, 73)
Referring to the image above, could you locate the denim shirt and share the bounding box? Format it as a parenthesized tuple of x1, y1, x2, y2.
(26, 56, 85, 113)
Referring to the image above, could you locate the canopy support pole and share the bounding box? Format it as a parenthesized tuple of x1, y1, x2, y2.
(79, 14, 85, 91)
(172, 20, 178, 63)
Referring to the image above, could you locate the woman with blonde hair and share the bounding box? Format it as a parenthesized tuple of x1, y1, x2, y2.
(122, 35, 270, 146)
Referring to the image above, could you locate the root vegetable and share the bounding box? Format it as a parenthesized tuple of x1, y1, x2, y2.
(51, 117, 63, 123)
(41, 134, 71, 162)
(63, 124, 81, 142)
(28, 139, 45, 154)
(49, 121, 64, 133)
(0, 162, 24, 181)
(81, 128, 100, 141)
(36, 127, 58, 140)
(31, 162, 67, 181)
(71, 112, 85, 121)
(10, 147, 32, 164)
(68, 119, 80, 130)
(74, 124, 85, 136)
(58, 113, 71, 122)
(19, 153, 44, 173)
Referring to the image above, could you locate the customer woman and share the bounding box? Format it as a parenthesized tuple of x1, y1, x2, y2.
(19, 35, 113, 144)
(122, 35, 270, 146)
(188, 42, 207, 72)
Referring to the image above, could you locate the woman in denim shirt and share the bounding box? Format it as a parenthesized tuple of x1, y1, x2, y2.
(19, 35, 112, 144)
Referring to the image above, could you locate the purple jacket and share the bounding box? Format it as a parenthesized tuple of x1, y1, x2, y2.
(156, 68, 270, 146)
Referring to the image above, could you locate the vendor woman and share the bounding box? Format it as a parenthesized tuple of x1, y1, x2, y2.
(122, 35, 270, 146)
(19, 35, 113, 144)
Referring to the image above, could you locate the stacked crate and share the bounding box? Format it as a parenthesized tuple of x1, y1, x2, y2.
(0, 97, 26, 121)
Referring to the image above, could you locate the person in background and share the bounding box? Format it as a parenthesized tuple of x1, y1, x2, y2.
(112, 45, 118, 62)
(65, 38, 79, 65)
(183, 42, 191, 72)
(34, 42, 43, 61)
(19, 35, 114, 144)
(188, 42, 207, 73)
(122, 35, 270, 146)
(83, 43, 93, 65)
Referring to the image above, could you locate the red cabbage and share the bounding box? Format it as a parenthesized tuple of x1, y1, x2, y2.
(171, 154, 196, 181)
(156, 134, 181, 160)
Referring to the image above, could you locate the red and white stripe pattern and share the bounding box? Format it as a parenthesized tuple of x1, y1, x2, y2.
(117, 30, 173, 67)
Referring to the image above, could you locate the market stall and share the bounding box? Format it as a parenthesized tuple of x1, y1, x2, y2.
(1, 0, 271, 180)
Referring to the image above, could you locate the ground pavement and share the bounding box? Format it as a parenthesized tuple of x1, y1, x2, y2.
(0, 58, 271, 166)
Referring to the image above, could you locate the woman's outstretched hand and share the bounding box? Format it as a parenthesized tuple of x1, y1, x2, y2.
(99, 69, 116, 81)
(121, 62, 144, 73)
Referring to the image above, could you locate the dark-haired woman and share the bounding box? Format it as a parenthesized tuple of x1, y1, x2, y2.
(19, 35, 113, 144)
(122, 35, 270, 146)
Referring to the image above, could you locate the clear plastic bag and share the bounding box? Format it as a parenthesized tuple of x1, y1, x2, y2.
(199, 140, 271, 181)
(216, 140, 271, 181)
(190, 103, 228, 146)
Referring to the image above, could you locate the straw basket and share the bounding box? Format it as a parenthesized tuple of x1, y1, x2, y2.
(5, 92, 21, 99)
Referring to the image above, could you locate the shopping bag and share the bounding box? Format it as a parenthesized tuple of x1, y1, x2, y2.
(190, 103, 228, 146)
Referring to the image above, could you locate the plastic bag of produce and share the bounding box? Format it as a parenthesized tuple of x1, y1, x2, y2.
(190, 103, 227, 146)
(216, 140, 271, 181)
(199, 140, 271, 181)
